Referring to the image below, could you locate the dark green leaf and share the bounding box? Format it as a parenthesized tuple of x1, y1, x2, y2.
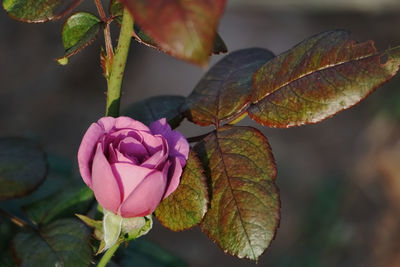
(22, 182, 93, 225)
(249, 30, 400, 127)
(155, 151, 208, 231)
(195, 126, 279, 260)
(13, 218, 91, 267)
(124, 95, 185, 129)
(58, 12, 102, 62)
(0, 216, 17, 266)
(2, 0, 82, 22)
(119, 0, 226, 65)
(118, 239, 187, 267)
(184, 48, 274, 126)
(0, 137, 47, 200)
(212, 33, 228, 54)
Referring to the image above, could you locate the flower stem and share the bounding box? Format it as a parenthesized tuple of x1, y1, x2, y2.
(105, 8, 134, 117)
(97, 241, 121, 267)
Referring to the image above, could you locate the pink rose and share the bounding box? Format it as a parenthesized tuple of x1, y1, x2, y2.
(78, 116, 189, 218)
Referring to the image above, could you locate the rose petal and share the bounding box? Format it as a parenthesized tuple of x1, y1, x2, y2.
(118, 137, 148, 160)
(78, 123, 105, 187)
(115, 116, 150, 132)
(140, 131, 165, 155)
(112, 163, 153, 201)
(163, 157, 183, 199)
(119, 163, 170, 218)
(92, 143, 122, 214)
(140, 138, 168, 169)
(97, 117, 116, 133)
(149, 118, 189, 165)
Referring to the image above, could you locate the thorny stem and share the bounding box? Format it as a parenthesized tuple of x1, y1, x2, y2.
(105, 8, 134, 117)
(94, 0, 114, 71)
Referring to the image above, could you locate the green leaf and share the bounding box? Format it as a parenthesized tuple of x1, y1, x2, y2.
(184, 48, 274, 126)
(119, 0, 226, 65)
(118, 239, 187, 267)
(2, 0, 82, 22)
(0, 216, 17, 266)
(195, 126, 280, 260)
(0, 137, 47, 200)
(249, 30, 400, 127)
(59, 12, 102, 61)
(155, 151, 208, 231)
(13, 218, 92, 267)
(22, 182, 93, 225)
(123, 95, 185, 129)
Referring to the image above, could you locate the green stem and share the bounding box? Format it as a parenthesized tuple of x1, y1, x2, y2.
(105, 8, 134, 117)
(97, 241, 121, 267)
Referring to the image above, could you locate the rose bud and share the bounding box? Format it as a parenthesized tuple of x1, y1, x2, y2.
(77, 116, 189, 218)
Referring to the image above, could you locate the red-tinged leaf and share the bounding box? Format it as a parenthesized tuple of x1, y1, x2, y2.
(119, 0, 226, 65)
(249, 30, 400, 128)
(195, 126, 280, 260)
(0, 137, 47, 200)
(184, 48, 274, 126)
(155, 151, 208, 231)
(2, 0, 82, 23)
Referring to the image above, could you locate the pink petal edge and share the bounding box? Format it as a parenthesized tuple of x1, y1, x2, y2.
(92, 143, 122, 214)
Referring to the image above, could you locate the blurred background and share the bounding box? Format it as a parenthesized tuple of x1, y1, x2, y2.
(1, 0, 400, 266)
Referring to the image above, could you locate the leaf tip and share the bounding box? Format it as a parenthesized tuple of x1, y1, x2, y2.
(56, 57, 69, 66)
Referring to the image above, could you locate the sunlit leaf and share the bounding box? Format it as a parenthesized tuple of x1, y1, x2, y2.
(119, 0, 226, 65)
(0, 137, 47, 200)
(155, 151, 208, 231)
(249, 30, 400, 127)
(2, 0, 82, 22)
(58, 12, 102, 62)
(13, 219, 91, 267)
(184, 48, 274, 126)
(123, 95, 185, 129)
(22, 182, 93, 225)
(109, 0, 227, 56)
(195, 126, 280, 260)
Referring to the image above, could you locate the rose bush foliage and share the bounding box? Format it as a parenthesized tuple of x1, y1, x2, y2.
(78, 116, 189, 218)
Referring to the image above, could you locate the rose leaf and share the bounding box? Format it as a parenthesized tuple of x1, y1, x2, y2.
(118, 239, 186, 267)
(109, 0, 227, 57)
(183, 48, 274, 126)
(13, 218, 92, 267)
(118, 0, 226, 65)
(22, 182, 94, 226)
(249, 30, 400, 127)
(123, 95, 185, 129)
(2, 0, 82, 22)
(0, 137, 47, 200)
(155, 151, 208, 231)
(195, 126, 280, 260)
(57, 12, 102, 64)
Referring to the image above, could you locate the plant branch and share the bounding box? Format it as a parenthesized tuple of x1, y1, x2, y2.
(97, 241, 121, 267)
(105, 8, 134, 117)
(94, 0, 107, 22)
